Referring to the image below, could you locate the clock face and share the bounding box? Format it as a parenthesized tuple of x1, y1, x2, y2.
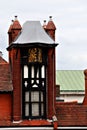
(28, 48, 42, 63)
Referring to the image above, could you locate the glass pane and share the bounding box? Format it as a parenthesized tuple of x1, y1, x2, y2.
(41, 92, 43, 102)
(25, 92, 29, 102)
(36, 80, 39, 84)
(32, 84, 38, 88)
(31, 66, 34, 78)
(41, 103, 44, 116)
(31, 91, 39, 102)
(41, 65, 45, 78)
(36, 68, 39, 78)
(24, 65, 28, 78)
(25, 103, 29, 116)
(42, 81, 44, 86)
(24, 81, 28, 87)
(31, 80, 34, 84)
(32, 103, 39, 116)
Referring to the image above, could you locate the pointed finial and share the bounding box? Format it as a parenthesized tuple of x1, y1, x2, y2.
(43, 20, 46, 26)
(11, 20, 14, 24)
(44, 20, 46, 23)
(49, 16, 52, 21)
(43, 20, 47, 29)
(14, 15, 18, 20)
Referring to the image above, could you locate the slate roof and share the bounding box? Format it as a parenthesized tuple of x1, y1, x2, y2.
(7, 21, 58, 50)
(13, 21, 55, 44)
(56, 70, 85, 92)
(0, 56, 13, 92)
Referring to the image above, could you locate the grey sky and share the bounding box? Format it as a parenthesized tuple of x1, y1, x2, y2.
(0, 0, 87, 70)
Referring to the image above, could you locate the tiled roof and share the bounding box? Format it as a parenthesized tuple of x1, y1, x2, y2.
(0, 57, 13, 92)
(56, 70, 85, 92)
(0, 56, 7, 63)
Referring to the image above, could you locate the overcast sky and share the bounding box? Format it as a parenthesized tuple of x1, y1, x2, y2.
(0, 0, 87, 70)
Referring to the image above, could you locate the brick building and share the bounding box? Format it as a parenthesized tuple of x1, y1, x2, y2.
(56, 70, 85, 103)
(0, 16, 87, 129)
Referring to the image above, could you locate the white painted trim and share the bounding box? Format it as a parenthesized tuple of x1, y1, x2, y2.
(58, 127, 87, 129)
(0, 127, 87, 130)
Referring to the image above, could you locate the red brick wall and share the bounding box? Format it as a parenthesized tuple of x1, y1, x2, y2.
(56, 102, 87, 126)
(0, 94, 12, 121)
(11, 29, 21, 42)
(11, 48, 21, 121)
(47, 48, 56, 119)
(47, 30, 55, 41)
(83, 69, 87, 105)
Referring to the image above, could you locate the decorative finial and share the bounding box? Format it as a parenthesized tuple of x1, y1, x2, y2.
(44, 20, 46, 23)
(49, 16, 52, 21)
(43, 20, 47, 28)
(14, 15, 18, 20)
(11, 20, 14, 23)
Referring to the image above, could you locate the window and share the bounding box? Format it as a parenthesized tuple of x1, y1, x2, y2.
(21, 47, 47, 119)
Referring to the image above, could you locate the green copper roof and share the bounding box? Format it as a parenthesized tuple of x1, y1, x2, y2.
(56, 70, 85, 92)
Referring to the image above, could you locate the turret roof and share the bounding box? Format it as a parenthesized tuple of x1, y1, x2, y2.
(8, 16, 21, 33)
(7, 21, 58, 50)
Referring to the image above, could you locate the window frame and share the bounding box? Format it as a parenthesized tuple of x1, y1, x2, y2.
(22, 63, 47, 119)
